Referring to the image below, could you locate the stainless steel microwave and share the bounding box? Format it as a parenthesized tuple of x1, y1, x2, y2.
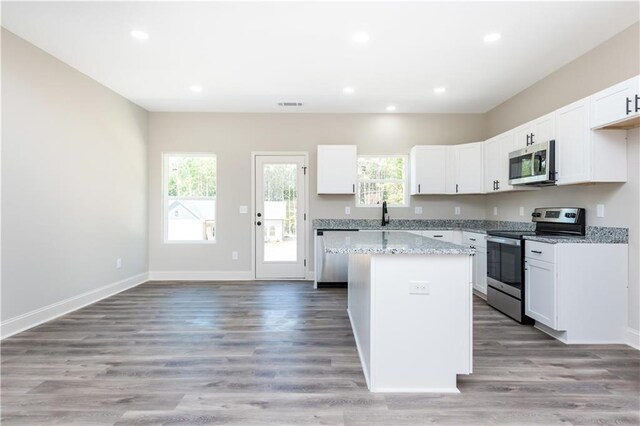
(508, 140, 556, 186)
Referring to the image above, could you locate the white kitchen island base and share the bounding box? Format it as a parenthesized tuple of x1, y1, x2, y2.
(347, 253, 473, 393)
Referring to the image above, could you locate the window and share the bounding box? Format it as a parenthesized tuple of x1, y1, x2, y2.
(164, 153, 217, 243)
(357, 155, 408, 207)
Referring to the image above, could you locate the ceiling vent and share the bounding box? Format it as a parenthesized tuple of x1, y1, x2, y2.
(278, 102, 303, 107)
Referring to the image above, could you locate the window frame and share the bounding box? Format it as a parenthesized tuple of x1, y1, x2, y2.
(356, 154, 410, 208)
(162, 152, 218, 244)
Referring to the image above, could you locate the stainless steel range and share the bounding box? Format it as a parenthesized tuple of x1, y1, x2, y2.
(486, 207, 586, 323)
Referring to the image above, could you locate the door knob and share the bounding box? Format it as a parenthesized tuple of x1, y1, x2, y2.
(256, 221, 262, 226)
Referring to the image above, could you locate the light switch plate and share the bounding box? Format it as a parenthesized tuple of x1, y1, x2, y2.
(231, 251, 239, 260)
(454, 206, 461, 215)
(345, 206, 351, 215)
(519, 207, 525, 217)
(597, 204, 605, 218)
(239, 206, 248, 214)
(414, 206, 423, 215)
(409, 281, 430, 295)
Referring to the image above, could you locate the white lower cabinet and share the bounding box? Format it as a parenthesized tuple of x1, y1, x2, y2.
(524, 257, 557, 329)
(463, 232, 487, 295)
(523, 241, 628, 344)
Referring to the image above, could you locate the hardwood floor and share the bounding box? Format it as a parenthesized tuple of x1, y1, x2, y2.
(1, 281, 638, 425)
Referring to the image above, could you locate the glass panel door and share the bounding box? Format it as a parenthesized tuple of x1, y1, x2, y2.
(255, 155, 306, 279)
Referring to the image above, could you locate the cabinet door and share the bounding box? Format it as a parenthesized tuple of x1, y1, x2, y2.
(410, 146, 447, 194)
(531, 113, 556, 146)
(513, 124, 532, 150)
(483, 137, 501, 192)
(473, 248, 487, 295)
(317, 145, 357, 194)
(455, 142, 484, 194)
(556, 99, 591, 185)
(525, 258, 558, 329)
(590, 75, 640, 129)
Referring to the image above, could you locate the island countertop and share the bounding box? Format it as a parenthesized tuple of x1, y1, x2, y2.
(322, 230, 475, 255)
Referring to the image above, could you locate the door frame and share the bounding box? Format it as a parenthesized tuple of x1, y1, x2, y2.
(250, 152, 309, 280)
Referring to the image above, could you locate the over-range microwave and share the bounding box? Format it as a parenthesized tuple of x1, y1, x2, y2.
(508, 140, 556, 186)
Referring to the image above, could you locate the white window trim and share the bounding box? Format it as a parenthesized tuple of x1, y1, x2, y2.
(163, 152, 217, 244)
(356, 154, 409, 208)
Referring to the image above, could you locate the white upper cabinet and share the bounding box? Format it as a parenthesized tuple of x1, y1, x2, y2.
(590, 75, 640, 129)
(451, 142, 484, 194)
(513, 112, 556, 150)
(556, 98, 627, 185)
(317, 145, 357, 194)
(409, 146, 447, 194)
(411, 143, 483, 195)
(484, 131, 515, 193)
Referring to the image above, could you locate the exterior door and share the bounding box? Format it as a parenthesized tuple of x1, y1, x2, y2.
(255, 155, 306, 279)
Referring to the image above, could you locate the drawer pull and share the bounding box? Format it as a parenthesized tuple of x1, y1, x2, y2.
(433, 235, 443, 238)
(531, 250, 543, 254)
(469, 238, 476, 241)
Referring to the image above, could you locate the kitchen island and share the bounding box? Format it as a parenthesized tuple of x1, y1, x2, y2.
(322, 231, 475, 393)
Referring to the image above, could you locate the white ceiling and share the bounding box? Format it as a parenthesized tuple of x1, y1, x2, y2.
(2, 1, 639, 113)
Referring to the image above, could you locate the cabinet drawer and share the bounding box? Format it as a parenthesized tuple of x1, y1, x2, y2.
(525, 241, 556, 263)
(462, 232, 486, 248)
(423, 230, 454, 243)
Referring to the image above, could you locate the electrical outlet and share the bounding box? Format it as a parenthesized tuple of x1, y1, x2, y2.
(493, 206, 498, 216)
(409, 281, 430, 295)
(239, 206, 248, 214)
(454, 206, 461, 215)
(519, 207, 525, 217)
(232, 251, 239, 260)
(414, 206, 423, 215)
(345, 206, 351, 215)
(597, 204, 605, 218)
(116, 258, 122, 269)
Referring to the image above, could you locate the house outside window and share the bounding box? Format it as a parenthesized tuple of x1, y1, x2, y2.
(357, 155, 408, 207)
(164, 153, 217, 243)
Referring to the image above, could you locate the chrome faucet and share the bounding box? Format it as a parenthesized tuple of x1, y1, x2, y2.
(382, 201, 390, 226)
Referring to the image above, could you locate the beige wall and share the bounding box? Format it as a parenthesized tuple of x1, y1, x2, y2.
(484, 22, 640, 332)
(486, 22, 640, 136)
(1, 30, 149, 322)
(148, 113, 487, 273)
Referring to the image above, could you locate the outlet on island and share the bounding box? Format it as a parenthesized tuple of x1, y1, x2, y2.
(409, 281, 430, 295)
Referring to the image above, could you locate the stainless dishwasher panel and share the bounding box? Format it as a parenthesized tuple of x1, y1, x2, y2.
(315, 230, 356, 284)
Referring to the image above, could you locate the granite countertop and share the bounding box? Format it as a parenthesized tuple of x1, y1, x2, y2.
(313, 219, 628, 244)
(322, 231, 475, 255)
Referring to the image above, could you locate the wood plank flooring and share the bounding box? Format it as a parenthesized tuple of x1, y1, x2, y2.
(1, 281, 638, 425)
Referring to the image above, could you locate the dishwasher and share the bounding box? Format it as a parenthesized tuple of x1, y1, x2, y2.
(315, 229, 358, 287)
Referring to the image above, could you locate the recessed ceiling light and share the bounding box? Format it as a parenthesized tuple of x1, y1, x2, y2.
(386, 105, 396, 112)
(189, 85, 203, 93)
(352, 32, 370, 43)
(130, 30, 149, 40)
(434, 87, 446, 94)
(483, 33, 501, 43)
(343, 87, 355, 94)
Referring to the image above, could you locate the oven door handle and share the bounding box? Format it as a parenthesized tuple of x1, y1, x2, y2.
(487, 236, 522, 246)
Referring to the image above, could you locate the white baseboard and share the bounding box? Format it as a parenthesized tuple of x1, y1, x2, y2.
(0, 272, 148, 340)
(347, 308, 371, 390)
(626, 327, 640, 350)
(148, 270, 253, 281)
